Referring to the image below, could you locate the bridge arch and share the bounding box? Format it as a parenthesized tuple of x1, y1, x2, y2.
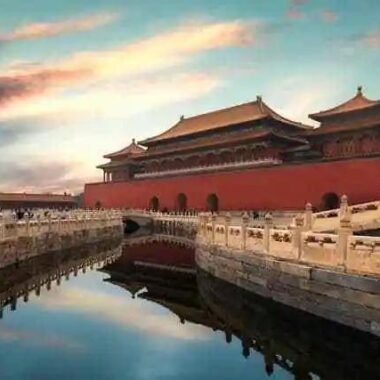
(149, 196, 160, 211)
(321, 192, 340, 210)
(176, 193, 187, 211)
(206, 193, 219, 212)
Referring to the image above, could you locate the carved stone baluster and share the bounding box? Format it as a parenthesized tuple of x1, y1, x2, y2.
(242, 212, 250, 250)
(225, 212, 231, 247)
(264, 213, 273, 253)
(337, 195, 352, 271)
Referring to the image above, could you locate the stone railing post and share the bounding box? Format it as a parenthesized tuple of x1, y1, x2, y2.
(0, 217, 4, 240)
(339, 194, 349, 220)
(25, 216, 30, 237)
(292, 213, 305, 260)
(48, 214, 52, 233)
(304, 202, 313, 230)
(264, 213, 273, 253)
(337, 195, 352, 270)
(211, 212, 216, 244)
(225, 212, 231, 247)
(241, 212, 249, 250)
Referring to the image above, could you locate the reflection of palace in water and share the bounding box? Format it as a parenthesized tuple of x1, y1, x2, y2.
(103, 238, 380, 380)
(0, 241, 121, 318)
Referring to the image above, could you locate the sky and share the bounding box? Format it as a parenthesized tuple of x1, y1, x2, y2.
(0, 0, 379, 194)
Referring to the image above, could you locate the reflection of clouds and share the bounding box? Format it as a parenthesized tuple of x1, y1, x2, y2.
(0, 327, 84, 352)
(36, 287, 210, 341)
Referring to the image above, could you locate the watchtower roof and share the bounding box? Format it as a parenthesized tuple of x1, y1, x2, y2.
(309, 86, 380, 122)
(104, 139, 145, 159)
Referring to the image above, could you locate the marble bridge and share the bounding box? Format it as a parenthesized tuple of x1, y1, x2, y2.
(124, 196, 380, 336)
(124, 196, 380, 275)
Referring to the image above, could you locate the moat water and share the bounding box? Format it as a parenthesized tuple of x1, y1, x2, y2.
(0, 238, 379, 380)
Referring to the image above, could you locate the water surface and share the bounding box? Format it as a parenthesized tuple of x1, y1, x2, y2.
(0, 239, 378, 380)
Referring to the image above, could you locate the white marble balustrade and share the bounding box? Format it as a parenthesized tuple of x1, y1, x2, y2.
(197, 196, 380, 276)
(0, 209, 123, 241)
(134, 158, 282, 179)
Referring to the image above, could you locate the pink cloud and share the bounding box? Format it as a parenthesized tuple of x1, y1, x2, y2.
(0, 11, 119, 42)
(359, 29, 380, 48)
(0, 68, 89, 106)
(0, 20, 257, 108)
(286, 8, 305, 20)
(320, 10, 338, 23)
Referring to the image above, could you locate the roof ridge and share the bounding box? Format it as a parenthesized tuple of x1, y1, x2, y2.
(138, 100, 261, 145)
(261, 101, 313, 129)
(181, 99, 260, 121)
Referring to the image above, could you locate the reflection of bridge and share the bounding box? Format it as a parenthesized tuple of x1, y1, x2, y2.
(0, 241, 121, 318)
(103, 240, 380, 380)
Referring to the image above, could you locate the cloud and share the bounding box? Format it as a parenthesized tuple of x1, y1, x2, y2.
(357, 29, 380, 48)
(286, 0, 308, 21)
(0, 12, 119, 42)
(0, 327, 84, 352)
(320, 10, 338, 23)
(0, 68, 89, 106)
(286, 8, 305, 20)
(0, 71, 222, 122)
(37, 287, 211, 341)
(268, 75, 338, 125)
(0, 159, 90, 193)
(0, 118, 44, 147)
(0, 19, 258, 110)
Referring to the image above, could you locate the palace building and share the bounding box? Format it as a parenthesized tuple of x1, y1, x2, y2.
(84, 87, 380, 211)
(0, 192, 75, 209)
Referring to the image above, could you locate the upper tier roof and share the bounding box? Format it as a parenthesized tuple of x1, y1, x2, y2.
(309, 86, 380, 122)
(104, 139, 145, 159)
(139, 97, 311, 146)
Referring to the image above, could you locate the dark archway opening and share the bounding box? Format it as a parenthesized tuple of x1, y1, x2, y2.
(123, 218, 140, 234)
(149, 196, 160, 211)
(207, 193, 219, 212)
(321, 192, 340, 211)
(176, 193, 187, 211)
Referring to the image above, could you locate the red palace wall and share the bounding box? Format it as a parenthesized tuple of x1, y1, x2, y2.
(84, 157, 380, 211)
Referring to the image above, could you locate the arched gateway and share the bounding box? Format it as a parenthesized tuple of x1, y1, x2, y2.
(149, 196, 160, 211)
(207, 193, 219, 212)
(176, 193, 187, 211)
(321, 192, 340, 210)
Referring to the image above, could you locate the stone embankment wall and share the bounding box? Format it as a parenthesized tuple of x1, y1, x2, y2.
(0, 211, 123, 269)
(196, 244, 380, 336)
(196, 197, 380, 336)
